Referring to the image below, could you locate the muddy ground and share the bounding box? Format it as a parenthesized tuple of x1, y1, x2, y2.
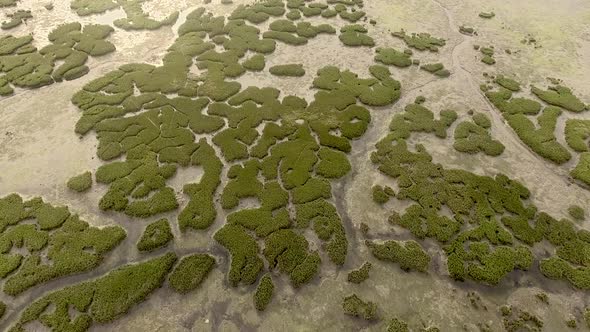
(1, 0, 590, 331)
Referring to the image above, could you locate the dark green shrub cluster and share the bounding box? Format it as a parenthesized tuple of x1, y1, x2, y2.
(342, 294, 378, 320)
(502, 307, 544, 332)
(67, 171, 93, 192)
(137, 218, 173, 252)
(71, 0, 178, 30)
(374, 47, 412, 68)
(370, 100, 590, 286)
(269, 63, 306, 77)
(0, 193, 126, 296)
(1, 9, 32, 30)
(372, 185, 393, 204)
(392, 30, 445, 52)
(572, 152, 590, 185)
(532, 85, 587, 113)
(347, 261, 371, 283)
(169, 254, 215, 293)
(0, 0, 17, 7)
(565, 119, 590, 152)
(313, 65, 401, 106)
(568, 205, 585, 221)
(0, 301, 5, 320)
(480, 46, 495, 65)
(388, 102, 457, 140)
(68, 2, 406, 306)
(254, 274, 274, 311)
(366, 240, 430, 272)
(486, 87, 571, 164)
(453, 113, 505, 156)
(420, 63, 450, 77)
(479, 12, 495, 19)
(494, 75, 520, 91)
(459, 26, 476, 35)
(339, 24, 374, 47)
(387, 318, 409, 332)
(0, 23, 115, 96)
(10, 253, 176, 331)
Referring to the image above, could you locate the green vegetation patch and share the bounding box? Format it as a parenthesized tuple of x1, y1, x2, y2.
(486, 87, 571, 164)
(459, 26, 476, 36)
(453, 113, 505, 156)
(339, 24, 374, 47)
(71, 0, 178, 30)
(480, 46, 495, 65)
(392, 30, 445, 52)
(374, 47, 412, 68)
(347, 261, 371, 283)
(369, 100, 590, 287)
(137, 218, 173, 252)
(420, 63, 450, 77)
(10, 253, 176, 331)
(0, 23, 115, 96)
(0, 193, 126, 296)
(342, 294, 378, 320)
(0, 0, 17, 7)
(67, 171, 93, 192)
(269, 63, 306, 77)
(169, 254, 215, 293)
(387, 318, 409, 332)
(568, 205, 585, 221)
(532, 85, 588, 113)
(1, 9, 32, 30)
(479, 12, 495, 19)
(254, 273, 274, 311)
(367, 240, 430, 272)
(502, 307, 544, 332)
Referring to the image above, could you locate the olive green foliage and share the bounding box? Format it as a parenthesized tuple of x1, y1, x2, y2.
(339, 24, 374, 47)
(480, 47, 495, 65)
(71, 0, 178, 30)
(535, 292, 548, 304)
(137, 218, 173, 251)
(70, 1, 404, 303)
(0, 193, 126, 296)
(254, 274, 274, 311)
(585, 308, 590, 328)
(169, 254, 215, 293)
(0, 23, 115, 96)
(0, 0, 17, 7)
(313, 65, 401, 106)
(367, 240, 430, 272)
(242, 54, 266, 71)
(572, 152, 590, 186)
(479, 12, 495, 19)
(67, 171, 93, 192)
(10, 253, 176, 331)
(372, 185, 393, 204)
(347, 261, 371, 283)
(370, 100, 590, 287)
(459, 26, 475, 35)
(387, 318, 409, 332)
(269, 63, 305, 77)
(453, 113, 505, 156)
(532, 85, 588, 113)
(502, 308, 544, 332)
(494, 75, 520, 92)
(342, 294, 378, 320)
(0, 301, 5, 320)
(565, 119, 590, 152)
(420, 63, 450, 77)
(568, 205, 585, 221)
(392, 30, 445, 52)
(486, 87, 571, 164)
(1, 9, 32, 30)
(374, 47, 412, 68)
(567, 319, 577, 328)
